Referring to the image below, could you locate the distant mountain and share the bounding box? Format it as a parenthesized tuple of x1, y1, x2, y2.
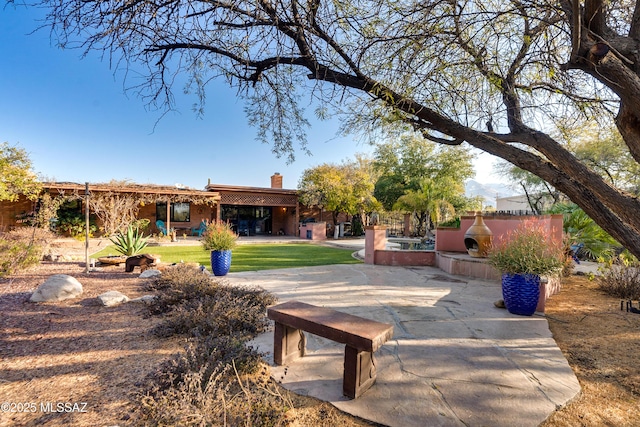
(465, 180, 518, 208)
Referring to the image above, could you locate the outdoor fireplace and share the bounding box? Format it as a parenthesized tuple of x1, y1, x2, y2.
(463, 213, 493, 258)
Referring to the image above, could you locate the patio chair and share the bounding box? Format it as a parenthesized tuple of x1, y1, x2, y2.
(191, 220, 207, 237)
(570, 243, 584, 264)
(156, 220, 168, 236)
(238, 219, 250, 236)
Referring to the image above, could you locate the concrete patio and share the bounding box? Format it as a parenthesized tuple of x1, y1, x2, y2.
(227, 263, 581, 427)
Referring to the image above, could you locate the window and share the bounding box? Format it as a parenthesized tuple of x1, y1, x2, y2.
(156, 202, 191, 222)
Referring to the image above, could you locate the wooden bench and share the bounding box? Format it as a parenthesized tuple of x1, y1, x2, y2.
(267, 300, 394, 398)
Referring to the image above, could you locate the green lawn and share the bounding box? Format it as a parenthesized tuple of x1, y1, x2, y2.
(92, 243, 362, 272)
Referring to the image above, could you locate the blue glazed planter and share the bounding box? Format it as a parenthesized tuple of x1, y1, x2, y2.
(501, 273, 540, 316)
(210, 250, 232, 276)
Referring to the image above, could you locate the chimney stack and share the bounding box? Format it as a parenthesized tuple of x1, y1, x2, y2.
(271, 173, 283, 189)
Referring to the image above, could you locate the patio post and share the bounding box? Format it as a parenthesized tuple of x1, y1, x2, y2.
(166, 202, 171, 236)
(85, 182, 90, 273)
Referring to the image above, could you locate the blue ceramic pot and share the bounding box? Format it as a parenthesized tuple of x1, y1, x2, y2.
(501, 273, 540, 316)
(210, 250, 232, 276)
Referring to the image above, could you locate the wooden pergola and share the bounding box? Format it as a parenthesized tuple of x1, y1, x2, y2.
(44, 181, 221, 234)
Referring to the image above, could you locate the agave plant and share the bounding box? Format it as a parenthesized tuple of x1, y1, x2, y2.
(110, 225, 149, 256)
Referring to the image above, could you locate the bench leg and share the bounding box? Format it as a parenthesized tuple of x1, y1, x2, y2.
(343, 345, 377, 399)
(273, 322, 306, 365)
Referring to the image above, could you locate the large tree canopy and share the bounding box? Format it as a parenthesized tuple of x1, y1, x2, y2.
(23, 0, 640, 257)
(0, 142, 41, 202)
(373, 134, 474, 211)
(298, 159, 378, 225)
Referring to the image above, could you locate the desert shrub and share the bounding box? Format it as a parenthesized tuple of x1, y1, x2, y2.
(597, 257, 640, 299)
(131, 218, 150, 232)
(150, 335, 263, 392)
(146, 264, 276, 338)
(152, 287, 275, 338)
(134, 362, 290, 427)
(134, 263, 287, 426)
(135, 363, 233, 426)
(147, 262, 214, 292)
(561, 236, 576, 277)
(225, 366, 292, 427)
(0, 227, 53, 277)
(561, 254, 575, 277)
(145, 264, 223, 314)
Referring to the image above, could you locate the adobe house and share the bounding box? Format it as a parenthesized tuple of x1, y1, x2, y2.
(0, 182, 222, 235)
(1, 174, 308, 237)
(212, 172, 362, 238)
(4, 169, 388, 239)
(1, 195, 36, 231)
(205, 173, 300, 236)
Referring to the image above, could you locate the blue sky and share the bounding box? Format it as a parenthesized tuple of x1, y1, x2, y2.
(1, 5, 502, 191)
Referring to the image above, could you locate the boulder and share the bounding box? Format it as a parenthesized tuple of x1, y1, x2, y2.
(30, 275, 83, 302)
(97, 291, 130, 307)
(130, 295, 156, 304)
(139, 269, 161, 278)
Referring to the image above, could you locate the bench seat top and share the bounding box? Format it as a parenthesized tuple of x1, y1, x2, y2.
(267, 300, 394, 352)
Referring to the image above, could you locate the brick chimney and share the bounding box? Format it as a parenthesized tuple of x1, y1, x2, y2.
(271, 172, 283, 189)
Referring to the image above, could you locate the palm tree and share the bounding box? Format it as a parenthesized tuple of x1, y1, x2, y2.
(394, 178, 455, 237)
(549, 203, 618, 261)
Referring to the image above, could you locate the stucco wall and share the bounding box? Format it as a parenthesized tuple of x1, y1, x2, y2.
(436, 252, 501, 280)
(299, 222, 327, 240)
(435, 214, 564, 252)
(0, 197, 34, 231)
(374, 250, 436, 266)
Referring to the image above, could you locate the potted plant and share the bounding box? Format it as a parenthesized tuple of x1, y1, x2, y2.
(201, 221, 238, 276)
(487, 220, 564, 316)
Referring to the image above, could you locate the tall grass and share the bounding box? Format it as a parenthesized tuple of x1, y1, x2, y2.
(92, 243, 361, 272)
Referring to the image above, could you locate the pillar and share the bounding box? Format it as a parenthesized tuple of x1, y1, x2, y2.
(403, 213, 411, 236)
(365, 226, 387, 265)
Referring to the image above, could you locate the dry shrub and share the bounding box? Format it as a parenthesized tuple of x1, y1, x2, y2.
(561, 254, 575, 277)
(144, 263, 221, 314)
(133, 264, 284, 426)
(597, 261, 640, 299)
(147, 263, 215, 292)
(0, 227, 54, 277)
(147, 264, 276, 338)
(227, 365, 293, 427)
(153, 287, 276, 338)
(150, 334, 264, 392)
(135, 363, 233, 426)
(135, 363, 291, 427)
